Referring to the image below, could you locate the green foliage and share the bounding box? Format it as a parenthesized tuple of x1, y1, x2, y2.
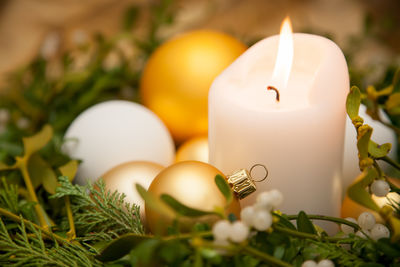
(51, 177, 144, 243)
(0, 217, 101, 266)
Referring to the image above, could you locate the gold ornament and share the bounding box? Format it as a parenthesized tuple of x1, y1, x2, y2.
(140, 30, 247, 142)
(145, 161, 241, 234)
(175, 136, 208, 163)
(100, 161, 164, 220)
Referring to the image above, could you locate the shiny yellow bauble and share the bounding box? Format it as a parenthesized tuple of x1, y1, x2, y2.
(175, 136, 208, 163)
(140, 30, 247, 142)
(145, 161, 241, 234)
(100, 161, 164, 220)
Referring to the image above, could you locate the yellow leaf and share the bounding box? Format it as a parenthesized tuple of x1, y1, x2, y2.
(59, 160, 79, 182)
(22, 124, 53, 158)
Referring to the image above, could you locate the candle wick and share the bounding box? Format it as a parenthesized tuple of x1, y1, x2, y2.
(267, 86, 280, 102)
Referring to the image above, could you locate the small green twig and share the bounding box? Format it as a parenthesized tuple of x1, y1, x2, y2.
(380, 156, 400, 173)
(283, 214, 360, 231)
(373, 160, 383, 178)
(242, 245, 292, 267)
(17, 158, 52, 230)
(0, 207, 67, 244)
(272, 225, 355, 244)
(65, 196, 76, 241)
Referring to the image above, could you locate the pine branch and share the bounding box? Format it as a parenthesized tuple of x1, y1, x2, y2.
(51, 176, 144, 243)
(0, 217, 101, 266)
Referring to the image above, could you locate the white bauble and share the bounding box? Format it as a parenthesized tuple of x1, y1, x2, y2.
(343, 105, 396, 191)
(63, 100, 175, 184)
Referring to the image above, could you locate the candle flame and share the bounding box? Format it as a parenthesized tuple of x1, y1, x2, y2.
(272, 17, 293, 90)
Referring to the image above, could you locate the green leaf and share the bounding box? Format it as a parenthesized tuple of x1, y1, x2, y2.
(27, 154, 56, 190)
(135, 184, 175, 219)
(272, 213, 296, 230)
(346, 86, 361, 120)
(387, 215, 400, 243)
(347, 168, 380, 212)
(376, 238, 400, 257)
(97, 233, 153, 262)
(129, 239, 161, 265)
(214, 174, 233, 205)
(160, 194, 215, 217)
(58, 160, 78, 182)
(123, 6, 139, 31)
(386, 93, 400, 115)
(357, 125, 373, 162)
(296, 211, 316, 234)
(368, 141, 391, 158)
(22, 124, 53, 158)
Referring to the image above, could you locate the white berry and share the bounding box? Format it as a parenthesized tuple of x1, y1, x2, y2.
(317, 259, 335, 267)
(230, 221, 249, 243)
(213, 220, 231, 241)
(370, 223, 390, 241)
(355, 230, 370, 239)
(371, 180, 390, 197)
(252, 210, 272, 231)
(357, 212, 376, 230)
(256, 192, 274, 210)
(240, 206, 256, 226)
(302, 260, 317, 267)
(268, 189, 284, 208)
(340, 217, 357, 235)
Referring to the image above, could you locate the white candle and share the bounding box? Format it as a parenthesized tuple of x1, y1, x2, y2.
(209, 18, 349, 218)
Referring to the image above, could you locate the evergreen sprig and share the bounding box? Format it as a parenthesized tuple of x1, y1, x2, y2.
(51, 176, 144, 243)
(0, 217, 100, 266)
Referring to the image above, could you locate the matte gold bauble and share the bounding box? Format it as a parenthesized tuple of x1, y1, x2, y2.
(145, 161, 241, 234)
(100, 161, 164, 220)
(175, 136, 208, 163)
(140, 30, 247, 142)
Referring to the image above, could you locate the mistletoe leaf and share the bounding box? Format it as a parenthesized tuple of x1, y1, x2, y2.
(97, 233, 153, 262)
(387, 215, 400, 243)
(347, 168, 380, 212)
(215, 175, 233, 205)
(59, 160, 78, 182)
(296, 211, 316, 234)
(368, 141, 391, 158)
(357, 125, 373, 162)
(22, 124, 53, 158)
(136, 184, 175, 219)
(28, 154, 58, 194)
(346, 86, 361, 120)
(160, 194, 214, 217)
(385, 93, 400, 115)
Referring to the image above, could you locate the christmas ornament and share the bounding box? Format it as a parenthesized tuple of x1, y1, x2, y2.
(140, 30, 247, 142)
(145, 161, 270, 233)
(100, 161, 164, 220)
(175, 136, 208, 163)
(63, 100, 174, 184)
(145, 161, 242, 233)
(343, 105, 396, 191)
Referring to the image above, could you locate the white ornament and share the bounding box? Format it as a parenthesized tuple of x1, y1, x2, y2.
(357, 212, 376, 230)
(343, 105, 396, 191)
(63, 101, 175, 184)
(370, 223, 390, 241)
(371, 180, 390, 197)
(230, 221, 249, 243)
(212, 220, 232, 241)
(317, 259, 334, 267)
(302, 260, 318, 267)
(252, 210, 272, 231)
(340, 217, 357, 235)
(240, 206, 256, 226)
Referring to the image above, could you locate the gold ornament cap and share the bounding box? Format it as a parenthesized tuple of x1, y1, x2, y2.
(226, 164, 268, 199)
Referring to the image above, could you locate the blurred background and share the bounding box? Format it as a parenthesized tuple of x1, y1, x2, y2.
(0, 0, 398, 79)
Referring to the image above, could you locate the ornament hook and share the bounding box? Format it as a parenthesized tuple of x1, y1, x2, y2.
(249, 164, 269, 182)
